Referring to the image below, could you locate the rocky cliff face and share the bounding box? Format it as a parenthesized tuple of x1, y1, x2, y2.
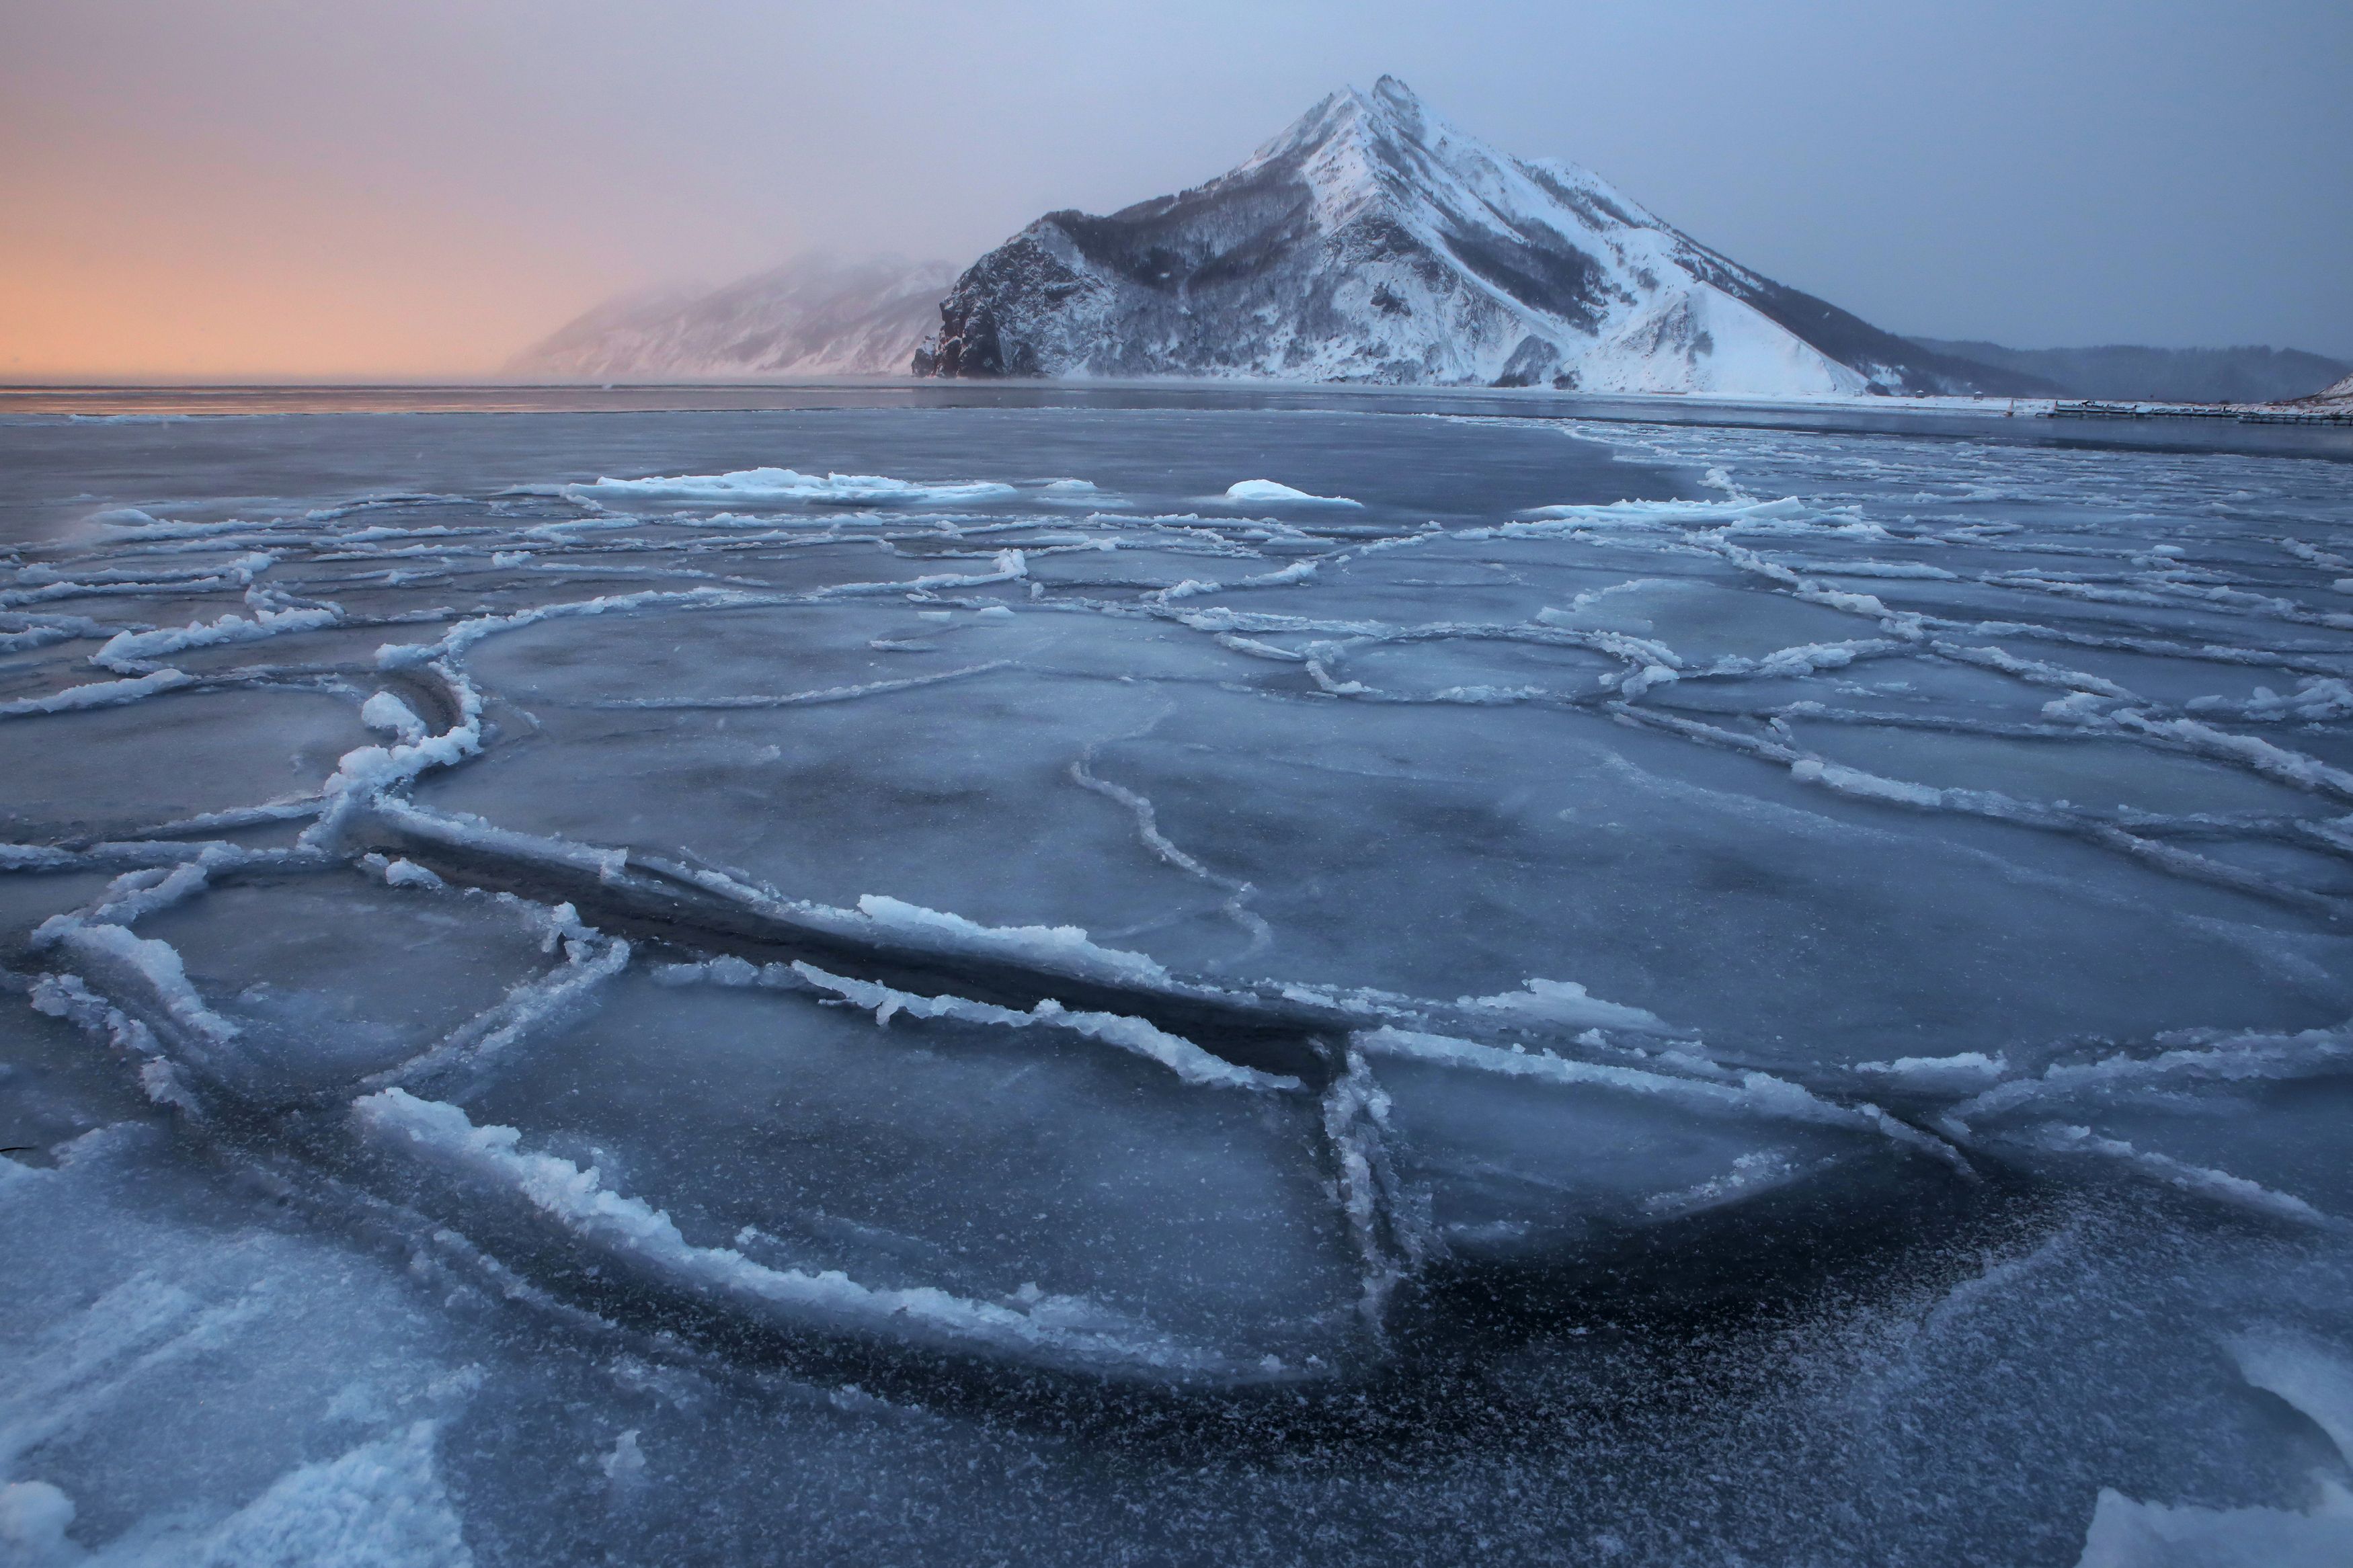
(508, 254, 955, 379)
(918, 78, 2036, 397)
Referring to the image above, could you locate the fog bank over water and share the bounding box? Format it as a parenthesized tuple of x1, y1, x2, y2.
(3, 0, 2348, 377)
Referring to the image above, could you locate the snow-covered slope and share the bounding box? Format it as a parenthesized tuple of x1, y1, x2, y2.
(918, 78, 2034, 397)
(509, 254, 955, 379)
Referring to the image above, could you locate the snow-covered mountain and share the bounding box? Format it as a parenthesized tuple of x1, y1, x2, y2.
(508, 253, 955, 379)
(918, 78, 2036, 397)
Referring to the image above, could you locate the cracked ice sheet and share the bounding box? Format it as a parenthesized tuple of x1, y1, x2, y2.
(0, 688, 375, 840)
(1082, 689, 2353, 1060)
(1231, 538, 1849, 653)
(1357, 1030, 1910, 1257)
(0, 1124, 1161, 1568)
(0, 872, 162, 1151)
(1940, 1028, 2353, 1223)
(148, 620, 453, 678)
(452, 973, 1363, 1368)
(422, 610, 1273, 956)
(405, 484, 2353, 1065)
(0, 1127, 483, 1562)
(122, 874, 572, 1097)
(1788, 722, 2343, 819)
(11, 401, 2353, 1566)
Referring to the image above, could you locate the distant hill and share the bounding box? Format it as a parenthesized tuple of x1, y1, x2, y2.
(1905, 339, 2350, 404)
(2299, 372, 2353, 411)
(507, 254, 956, 380)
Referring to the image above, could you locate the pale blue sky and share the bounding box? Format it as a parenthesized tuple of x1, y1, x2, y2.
(5, 0, 2348, 372)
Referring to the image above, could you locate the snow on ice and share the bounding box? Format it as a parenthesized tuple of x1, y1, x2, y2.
(3, 399, 2352, 1565)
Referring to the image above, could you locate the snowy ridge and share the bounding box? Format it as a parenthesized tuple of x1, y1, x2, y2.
(93, 603, 340, 671)
(566, 467, 1019, 509)
(783, 959, 1298, 1091)
(506, 253, 957, 380)
(353, 792, 1356, 1086)
(1357, 1026, 1971, 1175)
(919, 77, 2038, 397)
(0, 668, 194, 717)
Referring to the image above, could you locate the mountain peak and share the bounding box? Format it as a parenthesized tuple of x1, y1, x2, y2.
(1367, 74, 1425, 128)
(1247, 76, 1444, 174)
(918, 80, 2040, 397)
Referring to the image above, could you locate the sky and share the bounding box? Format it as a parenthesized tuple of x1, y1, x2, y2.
(3, 0, 2349, 379)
